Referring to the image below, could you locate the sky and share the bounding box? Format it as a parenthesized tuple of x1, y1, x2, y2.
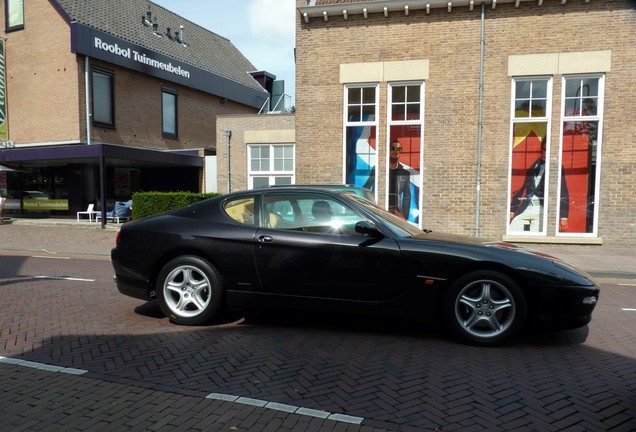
(152, 0, 296, 105)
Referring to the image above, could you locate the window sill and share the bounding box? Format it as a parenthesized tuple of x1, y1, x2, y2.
(502, 235, 603, 245)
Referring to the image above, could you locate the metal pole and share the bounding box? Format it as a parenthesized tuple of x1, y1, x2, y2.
(225, 130, 232, 193)
(85, 56, 91, 145)
(99, 149, 106, 229)
(475, 3, 485, 237)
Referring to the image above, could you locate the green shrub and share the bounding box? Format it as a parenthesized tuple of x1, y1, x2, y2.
(131, 191, 221, 220)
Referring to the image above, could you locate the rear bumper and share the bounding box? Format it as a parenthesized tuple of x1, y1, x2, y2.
(114, 274, 151, 301)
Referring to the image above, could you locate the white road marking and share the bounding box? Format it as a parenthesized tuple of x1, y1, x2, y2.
(622, 308, 636, 312)
(0, 357, 363, 425)
(206, 393, 364, 424)
(618, 283, 636, 287)
(35, 276, 95, 282)
(32, 255, 70, 260)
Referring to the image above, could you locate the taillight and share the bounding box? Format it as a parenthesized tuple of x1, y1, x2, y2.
(115, 230, 121, 247)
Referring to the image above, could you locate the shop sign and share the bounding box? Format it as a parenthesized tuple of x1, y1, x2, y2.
(22, 199, 69, 211)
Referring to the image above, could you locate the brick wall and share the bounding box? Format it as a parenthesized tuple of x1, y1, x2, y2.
(2, 0, 256, 151)
(295, 0, 636, 246)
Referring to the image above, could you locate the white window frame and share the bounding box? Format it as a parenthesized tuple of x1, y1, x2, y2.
(248, 144, 295, 189)
(506, 77, 553, 236)
(556, 74, 604, 238)
(342, 84, 379, 201)
(386, 81, 425, 228)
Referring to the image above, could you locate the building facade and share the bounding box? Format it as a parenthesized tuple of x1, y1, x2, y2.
(0, 0, 270, 218)
(294, 0, 636, 246)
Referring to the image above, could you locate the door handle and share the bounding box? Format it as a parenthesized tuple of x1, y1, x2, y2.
(258, 235, 273, 243)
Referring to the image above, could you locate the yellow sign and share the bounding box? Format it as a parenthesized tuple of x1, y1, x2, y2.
(22, 199, 69, 211)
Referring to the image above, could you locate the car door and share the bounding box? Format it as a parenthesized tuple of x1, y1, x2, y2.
(253, 192, 415, 301)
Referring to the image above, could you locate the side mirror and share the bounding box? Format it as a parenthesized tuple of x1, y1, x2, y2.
(355, 220, 383, 237)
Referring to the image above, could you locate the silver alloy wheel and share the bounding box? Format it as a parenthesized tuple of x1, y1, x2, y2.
(162, 264, 212, 318)
(453, 278, 516, 339)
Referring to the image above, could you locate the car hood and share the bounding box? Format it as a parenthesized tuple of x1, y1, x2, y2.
(410, 231, 596, 285)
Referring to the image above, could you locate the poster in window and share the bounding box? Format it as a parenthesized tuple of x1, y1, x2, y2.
(559, 119, 597, 234)
(345, 121, 376, 193)
(388, 125, 421, 225)
(5, 0, 24, 31)
(509, 122, 547, 234)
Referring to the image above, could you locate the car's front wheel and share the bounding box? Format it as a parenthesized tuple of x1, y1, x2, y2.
(156, 256, 223, 326)
(443, 271, 527, 346)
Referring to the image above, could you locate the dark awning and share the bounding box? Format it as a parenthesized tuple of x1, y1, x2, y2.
(0, 143, 203, 168)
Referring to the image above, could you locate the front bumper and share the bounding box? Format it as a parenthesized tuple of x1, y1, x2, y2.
(530, 283, 600, 330)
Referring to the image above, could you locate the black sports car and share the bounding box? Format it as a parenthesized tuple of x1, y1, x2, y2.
(111, 187, 599, 346)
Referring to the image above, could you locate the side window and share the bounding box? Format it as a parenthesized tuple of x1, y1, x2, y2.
(92, 68, 115, 127)
(263, 193, 366, 235)
(162, 87, 178, 138)
(223, 196, 256, 226)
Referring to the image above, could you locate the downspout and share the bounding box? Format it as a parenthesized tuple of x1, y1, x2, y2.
(85, 56, 91, 145)
(225, 130, 232, 193)
(475, 3, 485, 237)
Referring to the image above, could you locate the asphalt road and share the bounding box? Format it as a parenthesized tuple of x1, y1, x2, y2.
(0, 247, 635, 431)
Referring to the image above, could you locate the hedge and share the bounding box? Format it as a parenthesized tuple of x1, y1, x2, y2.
(130, 191, 222, 220)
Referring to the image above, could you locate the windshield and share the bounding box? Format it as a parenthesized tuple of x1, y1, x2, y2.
(348, 195, 425, 238)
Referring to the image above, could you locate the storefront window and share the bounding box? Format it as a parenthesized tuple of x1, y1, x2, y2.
(249, 144, 294, 188)
(508, 78, 551, 235)
(387, 83, 423, 225)
(344, 85, 378, 196)
(558, 76, 603, 236)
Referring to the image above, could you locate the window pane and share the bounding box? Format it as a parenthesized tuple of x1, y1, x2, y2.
(388, 124, 421, 224)
(516, 81, 531, 99)
(92, 72, 113, 125)
(508, 122, 547, 234)
(274, 177, 291, 185)
(393, 86, 405, 103)
(162, 91, 177, 135)
(348, 87, 361, 104)
(559, 121, 599, 234)
(253, 177, 269, 188)
(362, 87, 375, 104)
(361, 105, 375, 120)
(531, 80, 547, 98)
(406, 103, 420, 118)
(406, 86, 420, 103)
(531, 100, 546, 117)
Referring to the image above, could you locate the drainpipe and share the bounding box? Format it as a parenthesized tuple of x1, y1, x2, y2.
(475, 3, 485, 237)
(85, 56, 91, 145)
(225, 130, 232, 193)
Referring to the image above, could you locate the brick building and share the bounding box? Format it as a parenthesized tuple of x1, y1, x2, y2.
(294, 0, 636, 246)
(0, 0, 272, 218)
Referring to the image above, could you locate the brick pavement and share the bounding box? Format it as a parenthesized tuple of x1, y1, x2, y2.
(0, 219, 635, 431)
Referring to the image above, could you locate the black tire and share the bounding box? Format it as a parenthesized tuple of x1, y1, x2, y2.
(443, 270, 527, 346)
(156, 256, 224, 326)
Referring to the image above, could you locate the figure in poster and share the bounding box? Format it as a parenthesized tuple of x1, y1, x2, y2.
(510, 139, 569, 232)
(388, 140, 411, 220)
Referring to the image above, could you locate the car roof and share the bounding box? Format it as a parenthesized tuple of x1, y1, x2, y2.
(267, 184, 375, 201)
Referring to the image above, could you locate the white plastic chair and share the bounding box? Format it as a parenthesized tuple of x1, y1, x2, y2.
(76, 203, 96, 222)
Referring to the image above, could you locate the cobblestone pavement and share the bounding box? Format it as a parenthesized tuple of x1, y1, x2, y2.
(0, 219, 635, 431)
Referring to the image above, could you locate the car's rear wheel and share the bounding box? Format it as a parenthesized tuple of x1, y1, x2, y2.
(443, 271, 526, 346)
(156, 256, 223, 326)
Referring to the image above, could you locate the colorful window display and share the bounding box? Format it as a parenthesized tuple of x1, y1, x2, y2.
(558, 76, 602, 235)
(508, 79, 550, 234)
